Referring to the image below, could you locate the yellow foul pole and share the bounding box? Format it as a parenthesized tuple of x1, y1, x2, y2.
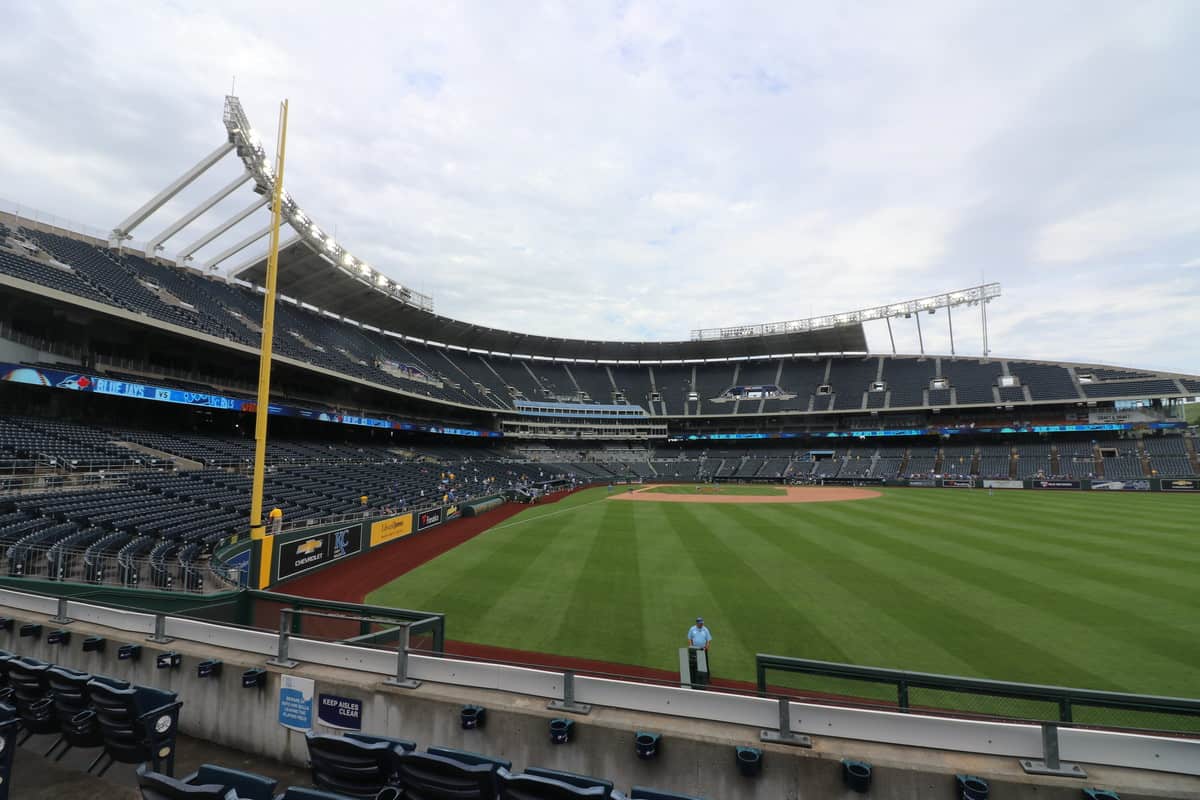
(249, 99, 289, 540)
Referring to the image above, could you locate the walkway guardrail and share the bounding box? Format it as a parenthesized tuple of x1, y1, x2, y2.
(2, 542, 211, 593)
(0, 587, 1195, 776)
(756, 654, 1200, 734)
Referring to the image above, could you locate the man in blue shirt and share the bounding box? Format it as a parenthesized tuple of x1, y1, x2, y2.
(687, 617, 712, 650)
(686, 617, 712, 684)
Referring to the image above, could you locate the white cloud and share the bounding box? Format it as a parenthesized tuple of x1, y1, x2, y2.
(1035, 180, 1200, 264)
(0, 0, 1198, 372)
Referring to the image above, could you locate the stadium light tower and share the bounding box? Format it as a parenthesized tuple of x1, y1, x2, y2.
(690, 283, 1001, 357)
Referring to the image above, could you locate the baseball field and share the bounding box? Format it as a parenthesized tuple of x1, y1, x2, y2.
(366, 485, 1200, 699)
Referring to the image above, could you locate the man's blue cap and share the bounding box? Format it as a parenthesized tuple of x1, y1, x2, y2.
(696, 617, 704, 623)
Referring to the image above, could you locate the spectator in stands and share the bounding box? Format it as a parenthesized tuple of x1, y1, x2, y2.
(269, 507, 282, 535)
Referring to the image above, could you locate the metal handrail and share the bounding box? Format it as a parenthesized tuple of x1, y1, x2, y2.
(756, 654, 1200, 722)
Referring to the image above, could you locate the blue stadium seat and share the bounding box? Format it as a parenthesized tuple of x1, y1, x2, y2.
(181, 764, 279, 800)
(393, 750, 502, 799)
(305, 732, 394, 798)
(87, 680, 183, 776)
(498, 769, 615, 800)
(136, 764, 235, 799)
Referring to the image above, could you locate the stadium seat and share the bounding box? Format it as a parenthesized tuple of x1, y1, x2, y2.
(136, 763, 237, 800)
(498, 769, 615, 800)
(5, 657, 57, 745)
(425, 744, 511, 769)
(522, 766, 615, 796)
(87, 680, 183, 776)
(344, 731, 417, 752)
(274, 788, 361, 800)
(180, 764, 279, 800)
(305, 732, 395, 798)
(629, 789, 704, 800)
(0, 703, 19, 798)
(45, 666, 126, 760)
(393, 750, 502, 799)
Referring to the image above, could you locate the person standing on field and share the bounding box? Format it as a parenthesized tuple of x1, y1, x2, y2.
(686, 616, 713, 683)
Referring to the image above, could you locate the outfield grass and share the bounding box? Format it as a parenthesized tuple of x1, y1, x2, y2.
(367, 487, 1200, 698)
(1183, 402, 1200, 426)
(643, 484, 786, 496)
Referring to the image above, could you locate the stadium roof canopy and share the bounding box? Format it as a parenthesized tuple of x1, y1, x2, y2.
(232, 239, 868, 361)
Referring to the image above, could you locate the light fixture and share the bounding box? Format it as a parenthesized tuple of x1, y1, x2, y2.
(342, 253, 354, 267)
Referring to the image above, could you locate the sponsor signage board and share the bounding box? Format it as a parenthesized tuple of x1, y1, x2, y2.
(941, 479, 974, 488)
(1161, 478, 1200, 492)
(444, 504, 462, 521)
(417, 508, 443, 531)
(982, 479, 1023, 489)
(278, 675, 315, 731)
(1091, 480, 1150, 491)
(277, 526, 363, 580)
(317, 693, 363, 731)
(369, 514, 413, 547)
(907, 480, 937, 487)
(1033, 480, 1081, 490)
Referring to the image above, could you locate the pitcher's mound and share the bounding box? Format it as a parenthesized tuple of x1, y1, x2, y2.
(609, 485, 882, 504)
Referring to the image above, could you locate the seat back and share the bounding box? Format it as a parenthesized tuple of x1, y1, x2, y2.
(189, 764, 278, 800)
(5, 658, 49, 707)
(275, 788, 362, 800)
(394, 751, 500, 800)
(344, 732, 417, 752)
(46, 666, 91, 715)
(499, 772, 610, 800)
(0, 704, 19, 800)
(425, 745, 511, 770)
(136, 764, 237, 800)
(630, 789, 703, 800)
(88, 679, 183, 775)
(305, 733, 392, 798)
(523, 767, 614, 796)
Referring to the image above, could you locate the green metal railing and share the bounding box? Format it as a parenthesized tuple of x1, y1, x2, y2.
(757, 654, 1200, 733)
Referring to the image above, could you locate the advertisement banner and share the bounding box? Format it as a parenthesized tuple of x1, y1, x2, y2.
(277, 526, 363, 580)
(278, 675, 314, 731)
(417, 508, 443, 531)
(369, 514, 413, 547)
(1160, 478, 1200, 492)
(1033, 480, 1081, 490)
(982, 479, 1023, 490)
(1091, 480, 1150, 491)
(317, 694, 363, 731)
(941, 479, 975, 488)
(907, 480, 937, 487)
(444, 504, 462, 522)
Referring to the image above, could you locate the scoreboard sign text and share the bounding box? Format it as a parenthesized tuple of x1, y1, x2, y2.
(277, 526, 363, 580)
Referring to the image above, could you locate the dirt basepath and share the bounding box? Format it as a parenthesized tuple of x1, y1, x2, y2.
(609, 485, 882, 504)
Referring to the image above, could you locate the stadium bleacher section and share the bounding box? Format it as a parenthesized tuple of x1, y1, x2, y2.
(2, 221, 1197, 432)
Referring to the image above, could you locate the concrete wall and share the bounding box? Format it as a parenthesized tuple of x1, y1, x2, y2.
(4, 612, 1198, 800)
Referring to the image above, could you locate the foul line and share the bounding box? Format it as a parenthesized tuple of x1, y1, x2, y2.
(485, 493, 613, 532)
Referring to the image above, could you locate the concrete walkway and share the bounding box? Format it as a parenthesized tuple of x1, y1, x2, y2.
(12, 730, 310, 799)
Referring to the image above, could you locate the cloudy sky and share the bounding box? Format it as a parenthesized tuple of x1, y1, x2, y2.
(1, 1, 1198, 372)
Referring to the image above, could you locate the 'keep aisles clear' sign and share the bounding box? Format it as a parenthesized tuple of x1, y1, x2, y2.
(318, 693, 363, 730)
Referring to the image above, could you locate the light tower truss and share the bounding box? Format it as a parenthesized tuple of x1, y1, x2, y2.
(690, 283, 1001, 357)
(109, 95, 432, 313)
